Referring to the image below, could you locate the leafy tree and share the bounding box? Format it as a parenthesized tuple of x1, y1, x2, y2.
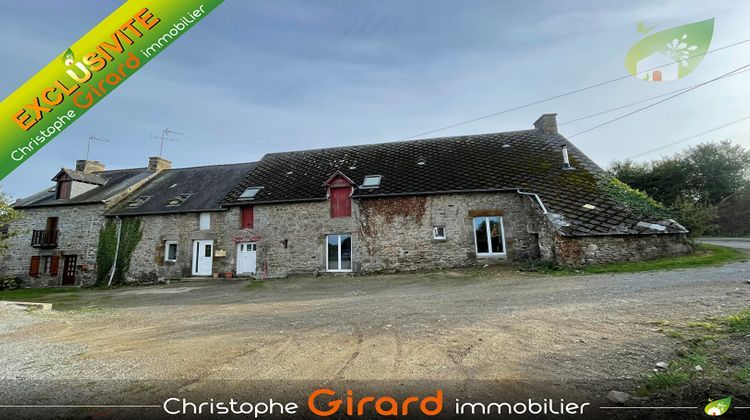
(0, 188, 19, 253)
(609, 140, 750, 236)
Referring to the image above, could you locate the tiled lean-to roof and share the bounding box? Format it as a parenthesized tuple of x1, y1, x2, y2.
(223, 126, 687, 237)
(106, 162, 258, 216)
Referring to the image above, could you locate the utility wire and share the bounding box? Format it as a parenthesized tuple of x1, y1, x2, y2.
(559, 68, 750, 126)
(398, 37, 750, 141)
(626, 115, 750, 159)
(567, 63, 750, 138)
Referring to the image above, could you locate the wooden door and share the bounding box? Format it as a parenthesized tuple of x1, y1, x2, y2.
(62, 255, 77, 285)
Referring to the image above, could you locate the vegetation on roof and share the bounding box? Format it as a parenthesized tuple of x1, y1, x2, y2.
(600, 177, 671, 220)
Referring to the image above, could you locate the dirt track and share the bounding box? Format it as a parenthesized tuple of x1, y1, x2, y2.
(3, 261, 749, 388)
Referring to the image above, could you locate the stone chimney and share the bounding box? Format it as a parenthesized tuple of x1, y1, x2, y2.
(75, 159, 105, 174)
(148, 156, 172, 172)
(533, 113, 558, 135)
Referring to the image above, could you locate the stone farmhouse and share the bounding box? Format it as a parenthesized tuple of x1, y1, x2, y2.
(1, 114, 690, 286)
(2, 158, 166, 286)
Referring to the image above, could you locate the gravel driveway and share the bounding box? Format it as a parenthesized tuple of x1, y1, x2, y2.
(1, 261, 749, 417)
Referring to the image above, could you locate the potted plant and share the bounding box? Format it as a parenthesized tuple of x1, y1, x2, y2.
(212, 272, 219, 279)
(224, 271, 233, 279)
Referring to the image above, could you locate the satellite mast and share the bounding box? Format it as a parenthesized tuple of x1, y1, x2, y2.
(151, 128, 183, 157)
(86, 134, 110, 160)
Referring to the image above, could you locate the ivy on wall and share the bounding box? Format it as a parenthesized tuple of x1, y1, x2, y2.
(357, 196, 427, 255)
(95, 217, 143, 286)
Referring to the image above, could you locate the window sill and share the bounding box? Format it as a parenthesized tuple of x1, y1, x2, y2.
(476, 253, 507, 258)
(327, 270, 353, 273)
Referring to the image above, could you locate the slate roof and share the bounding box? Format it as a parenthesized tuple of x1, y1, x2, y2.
(106, 162, 257, 216)
(55, 168, 107, 185)
(14, 168, 153, 208)
(223, 129, 687, 237)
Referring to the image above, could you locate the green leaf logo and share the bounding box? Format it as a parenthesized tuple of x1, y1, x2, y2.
(62, 48, 75, 65)
(704, 397, 732, 416)
(625, 18, 714, 82)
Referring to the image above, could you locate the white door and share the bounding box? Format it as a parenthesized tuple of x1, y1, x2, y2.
(192, 240, 214, 276)
(236, 242, 257, 275)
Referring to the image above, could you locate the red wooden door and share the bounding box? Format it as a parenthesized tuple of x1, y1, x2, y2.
(330, 187, 351, 218)
(62, 255, 77, 285)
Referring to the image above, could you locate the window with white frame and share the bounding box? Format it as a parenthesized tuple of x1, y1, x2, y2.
(433, 226, 446, 240)
(199, 212, 210, 230)
(164, 241, 178, 262)
(361, 175, 382, 188)
(473, 216, 505, 256)
(326, 234, 352, 272)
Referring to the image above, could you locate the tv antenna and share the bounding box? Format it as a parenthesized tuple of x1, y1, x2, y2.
(86, 134, 109, 160)
(151, 128, 183, 157)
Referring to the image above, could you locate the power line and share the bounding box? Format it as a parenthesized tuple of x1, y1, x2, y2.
(559, 68, 750, 126)
(567, 63, 750, 138)
(626, 115, 750, 159)
(398, 37, 750, 140)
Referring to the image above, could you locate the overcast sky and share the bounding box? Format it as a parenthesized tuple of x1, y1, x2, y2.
(1, 1, 749, 198)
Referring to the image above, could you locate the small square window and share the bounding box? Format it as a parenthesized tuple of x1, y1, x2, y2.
(433, 226, 446, 240)
(361, 175, 382, 188)
(239, 187, 262, 200)
(165, 241, 178, 262)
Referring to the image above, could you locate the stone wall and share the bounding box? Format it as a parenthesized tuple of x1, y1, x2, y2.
(0, 204, 104, 287)
(126, 211, 231, 282)
(552, 233, 692, 266)
(125, 191, 551, 281)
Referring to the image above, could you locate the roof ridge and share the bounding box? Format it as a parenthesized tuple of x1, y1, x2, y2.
(162, 161, 258, 171)
(264, 129, 539, 157)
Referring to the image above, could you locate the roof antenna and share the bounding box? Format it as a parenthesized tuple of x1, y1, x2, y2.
(86, 134, 110, 160)
(151, 128, 183, 157)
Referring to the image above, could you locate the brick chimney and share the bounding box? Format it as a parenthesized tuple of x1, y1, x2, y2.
(533, 113, 558, 135)
(75, 160, 105, 174)
(148, 156, 172, 172)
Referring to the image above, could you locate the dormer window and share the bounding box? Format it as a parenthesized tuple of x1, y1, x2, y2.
(56, 179, 71, 199)
(323, 171, 354, 218)
(127, 196, 152, 207)
(361, 175, 382, 188)
(167, 193, 192, 207)
(238, 187, 262, 200)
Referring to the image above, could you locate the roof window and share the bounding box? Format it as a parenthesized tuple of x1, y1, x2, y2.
(127, 196, 152, 207)
(238, 187, 262, 200)
(167, 193, 192, 207)
(361, 175, 382, 188)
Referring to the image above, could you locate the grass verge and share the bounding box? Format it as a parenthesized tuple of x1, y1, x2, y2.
(637, 309, 750, 403)
(0, 287, 80, 300)
(524, 244, 746, 276)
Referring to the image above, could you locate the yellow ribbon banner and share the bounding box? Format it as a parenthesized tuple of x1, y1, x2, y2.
(0, 1, 224, 180)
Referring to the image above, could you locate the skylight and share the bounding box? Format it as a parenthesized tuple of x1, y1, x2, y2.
(127, 196, 152, 207)
(167, 193, 192, 207)
(238, 187, 262, 200)
(361, 175, 382, 188)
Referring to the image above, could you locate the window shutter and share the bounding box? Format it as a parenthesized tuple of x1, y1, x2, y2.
(330, 187, 352, 218)
(241, 206, 254, 229)
(29, 256, 41, 277)
(50, 255, 60, 276)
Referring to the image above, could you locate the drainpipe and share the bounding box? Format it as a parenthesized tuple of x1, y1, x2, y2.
(517, 190, 548, 214)
(107, 216, 122, 287)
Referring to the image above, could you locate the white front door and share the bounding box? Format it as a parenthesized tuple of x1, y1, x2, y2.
(192, 240, 214, 276)
(236, 242, 257, 275)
